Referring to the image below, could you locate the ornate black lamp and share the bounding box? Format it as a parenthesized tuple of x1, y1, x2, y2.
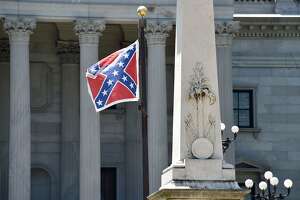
(245, 171, 293, 200)
(221, 122, 239, 153)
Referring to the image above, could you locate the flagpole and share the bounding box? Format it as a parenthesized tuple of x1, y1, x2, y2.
(137, 6, 149, 200)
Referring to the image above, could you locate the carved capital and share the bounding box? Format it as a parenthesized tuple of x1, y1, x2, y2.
(215, 21, 240, 35)
(0, 39, 9, 62)
(145, 20, 173, 45)
(74, 19, 106, 45)
(57, 40, 80, 64)
(3, 17, 36, 43)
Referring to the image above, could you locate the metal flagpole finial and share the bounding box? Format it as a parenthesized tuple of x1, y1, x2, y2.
(137, 6, 148, 17)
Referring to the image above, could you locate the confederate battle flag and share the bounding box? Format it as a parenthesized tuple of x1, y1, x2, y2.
(86, 41, 139, 112)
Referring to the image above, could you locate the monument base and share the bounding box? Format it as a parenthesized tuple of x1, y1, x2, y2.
(157, 159, 248, 200)
(162, 159, 235, 186)
(148, 187, 248, 200)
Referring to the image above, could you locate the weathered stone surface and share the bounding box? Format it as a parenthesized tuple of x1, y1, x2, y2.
(145, 20, 172, 194)
(148, 188, 248, 200)
(1, 1, 300, 200)
(75, 19, 104, 200)
(171, 0, 223, 162)
(60, 42, 80, 200)
(215, 21, 239, 165)
(233, 35, 300, 200)
(163, 0, 234, 185)
(4, 16, 36, 200)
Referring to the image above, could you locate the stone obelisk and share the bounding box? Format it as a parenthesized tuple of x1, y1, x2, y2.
(148, 0, 247, 199)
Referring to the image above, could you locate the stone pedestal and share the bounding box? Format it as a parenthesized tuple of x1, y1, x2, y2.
(148, 188, 248, 200)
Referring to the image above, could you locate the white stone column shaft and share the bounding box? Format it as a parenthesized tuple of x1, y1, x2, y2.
(74, 19, 105, 200)
(215, 21, 239, 164)
(125, 103, 144, 200)
(145, 20, 172, 193)
(58, 41, 80, 200)
(3, 17, 36, 200)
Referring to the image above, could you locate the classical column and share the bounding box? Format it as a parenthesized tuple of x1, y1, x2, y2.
(125, 103, 144, 200)
(145, 20, 172, 193)
(3, 17, 36, 200)
(74, 19, 105, 200)
(58, 41, 80, 200)
(215, 21, 239, 164)
(0, 39, 10, 200)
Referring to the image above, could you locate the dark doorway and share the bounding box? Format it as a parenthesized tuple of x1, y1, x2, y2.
(31, 168, 51, 200)
(101, 167, 117, 200)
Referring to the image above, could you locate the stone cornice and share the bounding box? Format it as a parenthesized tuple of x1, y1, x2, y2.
(233, 56, 300, 68)
(57, 40, 79, 64)
(0, 39, 9, 62)
(234, 0, 275, 3)
(145, 20, 173, 45)
(235, 21, 300, 38)
(0, 1, 233, 23)
(3, 17, 36, 42)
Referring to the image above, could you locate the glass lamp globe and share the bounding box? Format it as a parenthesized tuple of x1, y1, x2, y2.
(231, 125, 239, 133)
(137, 6, 148, 17)
(259, 181, 268, 190)
(221, 123, 226, 131)
(245, 179, 254, 189)
(284, 179, 293, 188)
(270, 177, 279, 186)
(264, 171, 273, 180)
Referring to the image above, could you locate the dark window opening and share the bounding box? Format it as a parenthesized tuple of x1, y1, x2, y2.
(233, 89, 254, 128)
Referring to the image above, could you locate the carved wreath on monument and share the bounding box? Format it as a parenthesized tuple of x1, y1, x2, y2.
(185, 62, 217, 159)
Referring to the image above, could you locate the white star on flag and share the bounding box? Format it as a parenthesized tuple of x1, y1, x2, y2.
(128, 45, 134, 50)
(96, 100, 103, 106)
(118, 62, 124, 67)
(102, 90, 108, 96)
(122, 75, 128, 82)
(130, 83, 134, 88)
(107, 79, 113, 86)
(90, 67, 97, 73)
(112, 70, 119, 76)
(123, 53, 129, 59)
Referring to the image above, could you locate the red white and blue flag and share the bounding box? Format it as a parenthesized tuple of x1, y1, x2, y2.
(86, 40, 139, 112)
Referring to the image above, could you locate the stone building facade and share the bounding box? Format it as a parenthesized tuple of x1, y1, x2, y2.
(0, 0, 299, 200)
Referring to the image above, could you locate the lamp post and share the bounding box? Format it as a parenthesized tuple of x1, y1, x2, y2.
(221, 122, 239, 153)
(245, 171, 293, 200)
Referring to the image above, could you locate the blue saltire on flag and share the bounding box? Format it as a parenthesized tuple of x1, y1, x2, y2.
(86, 40, 140, 112)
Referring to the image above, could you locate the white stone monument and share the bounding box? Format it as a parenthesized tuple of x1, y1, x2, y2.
(148, 1, 247, 199)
